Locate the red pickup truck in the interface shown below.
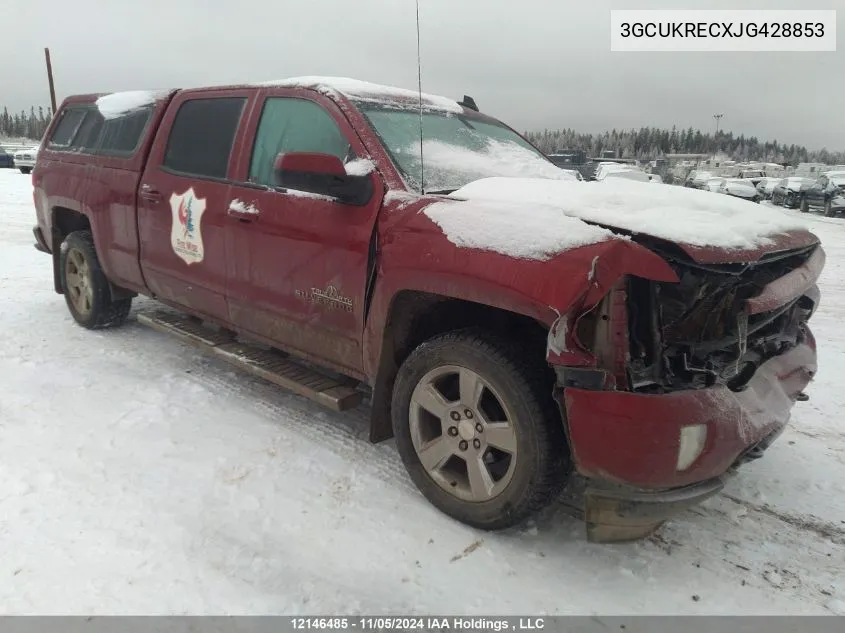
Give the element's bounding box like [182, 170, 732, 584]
[31, 77, 824, 542]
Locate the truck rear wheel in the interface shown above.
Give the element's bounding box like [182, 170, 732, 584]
[391, 329, 569, 530]
[60, 230, 132, 329]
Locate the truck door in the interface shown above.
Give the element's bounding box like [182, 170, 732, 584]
[225, 89, 384, 377]
[137, 89, 255, 323]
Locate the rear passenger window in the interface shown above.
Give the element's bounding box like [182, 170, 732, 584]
[163, 97, 246, 179]
[99, 107, 152, 156]
[72, 110, 105, 152]
[48, 108, 87, 148]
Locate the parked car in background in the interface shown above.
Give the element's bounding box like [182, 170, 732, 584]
[702, 177, 725, 193]
[685, 170, 713, 189]
[756, 177, 780, 200]
[13, 145, 39, 174]
[800, 172, 845, 217]
[594, 162, 650, 182]
[720, 178, 761, 202]
[0, 147, 16, 168]
[736, 169, 765, 185]
[771, 177, 816, 209]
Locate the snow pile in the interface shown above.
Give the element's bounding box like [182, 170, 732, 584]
[229, 199, 260, 216]
[423, 198, 619, 260]
[2, 169, 845, 614]
[445, 177, 809, 250]
[95, 90, 168, 120]
[344, 158, 375, 176]
[260, 76, 463, 113]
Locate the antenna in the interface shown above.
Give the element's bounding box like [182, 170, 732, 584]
[415, 0, 425, 194]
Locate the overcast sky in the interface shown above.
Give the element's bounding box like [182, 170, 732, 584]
[6, 0, 844, 150]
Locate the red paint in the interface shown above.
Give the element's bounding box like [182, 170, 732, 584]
[745, 246, 825, 315]
[32, 80, 825, 502]
[564, 341, 817, 488]
[275, 152, 346, 176]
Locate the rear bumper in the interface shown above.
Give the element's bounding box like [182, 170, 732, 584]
[563, 335, 817, 540]
[33, 226, 50, 254]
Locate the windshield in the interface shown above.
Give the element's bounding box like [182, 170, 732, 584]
[358, 105, 570, 193]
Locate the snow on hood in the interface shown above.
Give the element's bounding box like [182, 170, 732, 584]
[423, 198, 620, 261]
[441, 177, 807, 251]
[96, 90, 169, 120]
[259, 76, 463, 113]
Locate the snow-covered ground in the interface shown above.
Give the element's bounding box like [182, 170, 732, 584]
[1, 168, 843, 615]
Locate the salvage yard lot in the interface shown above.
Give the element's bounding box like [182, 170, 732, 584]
[0, 168, 843, 614]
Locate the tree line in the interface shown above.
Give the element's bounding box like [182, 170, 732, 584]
[0, 106, 54, 141]
[525, 126, 845, 166]
[3, 103, 843, 166]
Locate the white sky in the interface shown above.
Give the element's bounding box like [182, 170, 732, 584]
[5, 0, 844, 150]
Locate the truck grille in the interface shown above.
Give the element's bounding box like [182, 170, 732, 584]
[626, 244, 818, 392]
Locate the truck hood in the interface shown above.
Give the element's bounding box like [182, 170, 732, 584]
[440, 177, 818, 263]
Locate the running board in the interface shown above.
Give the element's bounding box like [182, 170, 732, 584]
[136, 311, 363, 412]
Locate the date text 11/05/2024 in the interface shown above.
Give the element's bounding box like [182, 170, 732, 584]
[291, 617, 546, 631]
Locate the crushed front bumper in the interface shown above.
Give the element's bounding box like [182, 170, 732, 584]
[562, 337, 817, 542]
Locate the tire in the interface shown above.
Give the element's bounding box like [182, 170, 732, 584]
[824, 200, 835, 217]
[59, 230, 132, 329]
[19, 167, 31, 175]
[391, 329, 569, 530]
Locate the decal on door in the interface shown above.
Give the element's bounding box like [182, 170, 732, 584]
[169, 188, 207, 265]
[295, 284, 353, 312]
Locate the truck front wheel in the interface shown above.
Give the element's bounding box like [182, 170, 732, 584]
[391, 330, 569, 530]
[59, 230, 132, 329]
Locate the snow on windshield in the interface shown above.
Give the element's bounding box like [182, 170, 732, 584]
[407, 139, 576, 192]
[361, 106, 573, 192]
[96, 90, 168, 120]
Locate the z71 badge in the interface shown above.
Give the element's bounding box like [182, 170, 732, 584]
[170, 188, 207, 265]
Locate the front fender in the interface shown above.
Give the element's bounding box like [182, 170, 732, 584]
[363, 226, 678, 380]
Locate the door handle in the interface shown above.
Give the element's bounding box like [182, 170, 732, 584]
[139, 183, 162, 203]
[227, 201, 260, 223]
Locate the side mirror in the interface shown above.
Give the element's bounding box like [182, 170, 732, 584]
[274, 152, 373, 206]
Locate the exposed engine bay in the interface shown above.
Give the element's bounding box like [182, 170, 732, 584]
[625, 242, 819, 393]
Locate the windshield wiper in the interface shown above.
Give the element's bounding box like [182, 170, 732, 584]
[426, 188, 458, 195]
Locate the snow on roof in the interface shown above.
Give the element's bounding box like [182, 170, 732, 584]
[440, 177, 807, 252]
[259, 76, 463, 112]
[95, 90, 168, 120]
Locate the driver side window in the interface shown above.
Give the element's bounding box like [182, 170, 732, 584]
[248, 97, 352, 187]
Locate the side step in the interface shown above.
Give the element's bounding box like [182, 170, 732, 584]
[137, 311, 363, 412]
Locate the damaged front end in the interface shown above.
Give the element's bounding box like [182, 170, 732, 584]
[550, 236, 824, 542]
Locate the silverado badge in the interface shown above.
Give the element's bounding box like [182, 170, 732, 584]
[169, 188, 207, 265]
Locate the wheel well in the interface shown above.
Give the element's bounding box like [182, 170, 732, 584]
[49, 207, 91, 293]
[368, 290, 551, 443]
